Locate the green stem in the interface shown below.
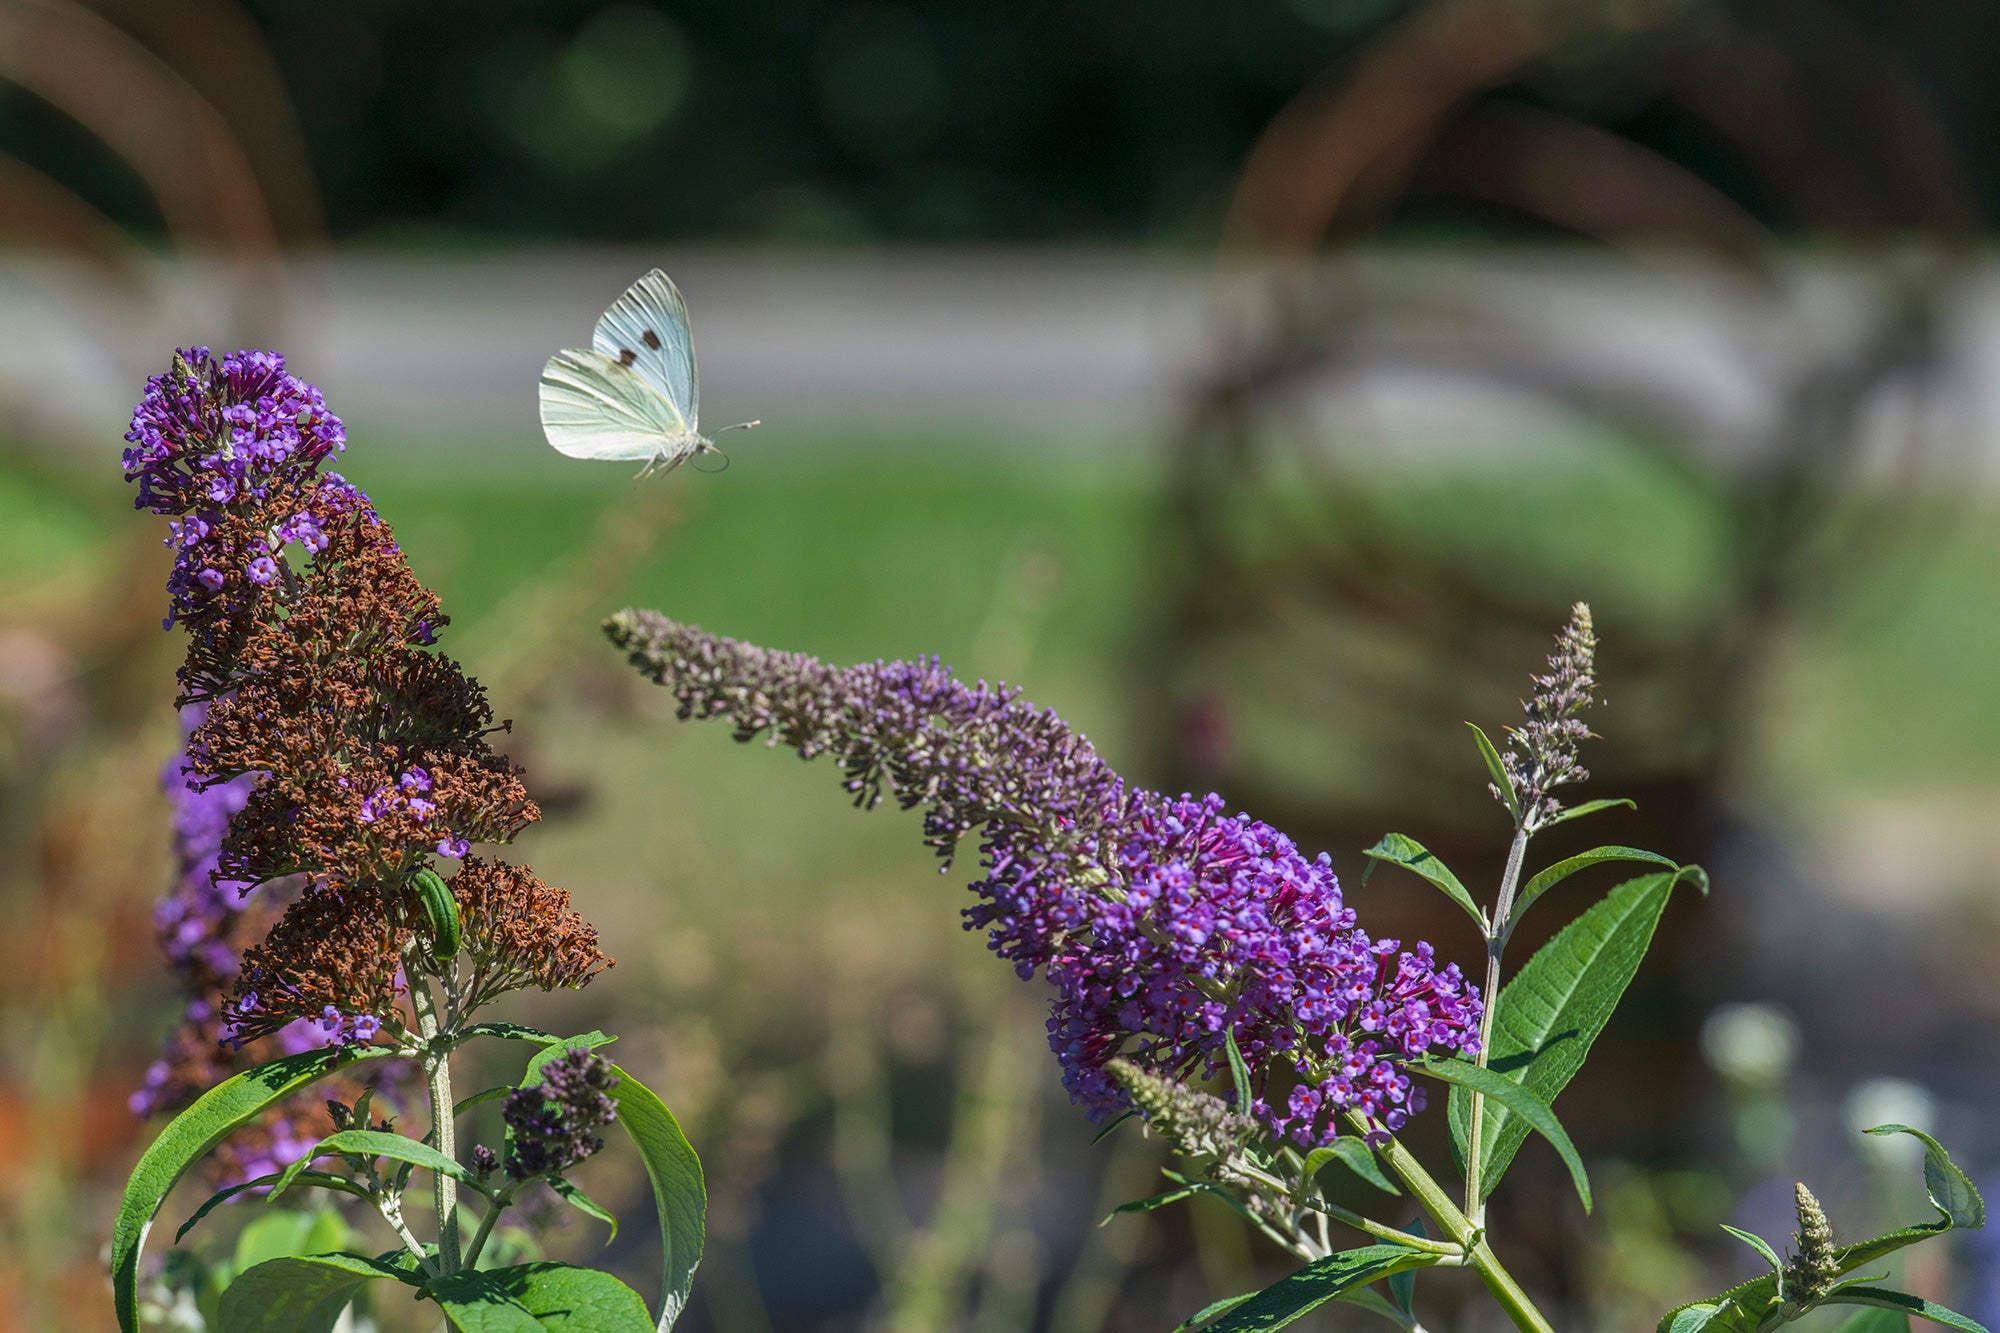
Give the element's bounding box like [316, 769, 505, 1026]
[377, 1193, 442, 1279]
[1366, 1123, 1557, 1333]
[1307, 1198, 1463, 1256]
[460, 1180, 519, 1272]
[1464, 824, 1530, 1225]
[410, 968, 461, 1274]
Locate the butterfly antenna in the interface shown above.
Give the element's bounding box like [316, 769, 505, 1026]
[717, 419, 761, 434]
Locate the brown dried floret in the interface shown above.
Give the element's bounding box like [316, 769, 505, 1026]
[227, 882, 414, 1047]
[451, 857, 613, 1014]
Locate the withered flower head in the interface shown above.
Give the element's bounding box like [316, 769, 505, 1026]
[125, 348, 609, 1056]
[224, 884, 409, 1048]
[450, 857, 612, 1015]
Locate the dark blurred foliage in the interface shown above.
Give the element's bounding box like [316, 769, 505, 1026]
[5, 0, 2000, 246]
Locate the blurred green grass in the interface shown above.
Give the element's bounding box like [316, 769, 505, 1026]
[7, 435, 1998, 800]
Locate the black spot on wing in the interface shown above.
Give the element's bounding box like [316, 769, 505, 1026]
[641, 329, 662, 350]
[618, 348, 637, 367]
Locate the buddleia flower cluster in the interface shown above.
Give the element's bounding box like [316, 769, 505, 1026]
[125, 348, 610, 1077]
[606, 611, 1482, 1148]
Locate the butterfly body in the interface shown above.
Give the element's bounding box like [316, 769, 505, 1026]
[538, 268, 758, 477]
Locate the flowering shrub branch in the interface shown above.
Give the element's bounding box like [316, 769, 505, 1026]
[112, 349, 702, 1333]
[607, 604, 1988, 1333]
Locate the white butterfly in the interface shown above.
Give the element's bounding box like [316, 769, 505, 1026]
[539, 268, 759, 478]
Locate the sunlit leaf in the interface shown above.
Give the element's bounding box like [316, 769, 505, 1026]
[1467, 722, 1519, 825]
[1103, 1179, 1215, 1224]
[1302, 1138, 1399, 1196]
[1418, 1057, 1590, 1212]
[551, 1178, 619, 1245]
[1540, 798, 1637, 829]
[606, 1063, 705, 1331]
[266, 1129, 479, 1205]
[1719, 1224, 1784, 1281]
[1865, 1125, 1985, 1228]
[1450, 870, 1700, 1201]
[426, 1262, 654, 1332]
[233, 1207, 354, 1274]
[1362, 833, 1487, 933]
[1823, 1288, 1990, 1332]
[1507, 847, 1686, 937]
[1224, 1028, 1253, 1111]
[217, 1253, 413, 1333]
[1198, 1245, 1436, 1331]
[1090, 1111, 1137, 1144]
[112, 1045, 395, 1332]
[1174, 1293, 1255, 1332]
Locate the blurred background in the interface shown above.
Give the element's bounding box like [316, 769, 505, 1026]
[2, 0, 1999, 1328]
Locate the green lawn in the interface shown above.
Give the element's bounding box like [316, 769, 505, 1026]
[8, 437, 1998, 798]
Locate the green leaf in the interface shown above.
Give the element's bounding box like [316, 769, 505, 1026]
[1450, 870, 1700, 1201]
[1417, 1057, 1591, 1212]
[606, 1063, 705, 1331]
[1540, 798, 1637, 829]
[1833, 1308, 1913, 1333]
[522, 1032, 619, 1086]
[1467, 722, 1519, 824]
[112, 1044, 395, 1332]
[457, 1085, 516, 1117]
[267, 1129, 480, 1204]
[1103, 1180, 1215, 1224]
[1337, 1285, 1414, 1328]
[1302, 1138, 1399, 1196]
[176, 1174, 279, 1244]
[1174, 1293, 1256, 1332]
[1224, 1029, 1253, 1111]
[1865, 1125, 1985, 1228]
[234, 1207, 353, 1273]
[1718, 1225, 1785, 1280]
[437, 1030, 699, 1331]
[217, 1253, 413, 1333]
[1198, 1245, 1437, 1331]
[455, 1022, 565, 1047]
[1824, 1288, 1991, 1332]
[550, 1177, 619, 1245]
[424, 1269, 546, 1332]
[1388, 1219, 1425, 1313]
[1654, 1206, 1975, 1333]
[427, 1262, 654, 1332]
[1090, 1111, 1137, 1144]
[1660, 1304, 1731, 1333]
[1362, 834, 1487, 933]
[1508, 847, 1685, 937]
[178, 1172, 365, 1245]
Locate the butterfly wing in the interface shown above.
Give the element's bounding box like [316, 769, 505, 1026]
[593, 268, 700, 431]
[539, 348, 689, 462]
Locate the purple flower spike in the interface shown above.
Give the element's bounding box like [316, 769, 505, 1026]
[607, 611, 1484, 1148]
[121, 347, 365, 629]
